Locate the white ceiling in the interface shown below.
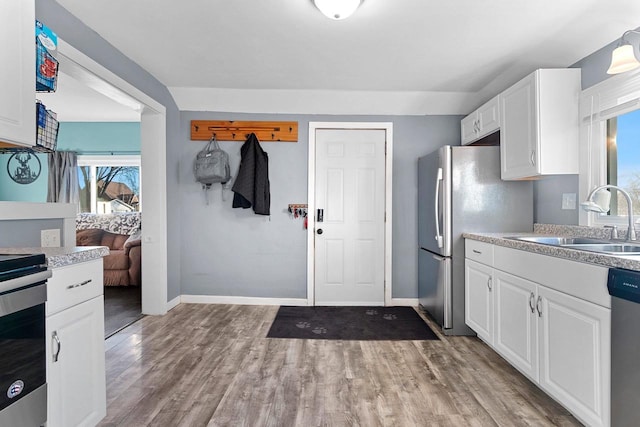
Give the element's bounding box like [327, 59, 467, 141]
[52, 0, 640, 116]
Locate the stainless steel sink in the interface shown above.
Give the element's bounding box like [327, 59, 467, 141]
[563, 244, 640, 255]
[506, 235, 640, 255]
[510, 236, 610, 245]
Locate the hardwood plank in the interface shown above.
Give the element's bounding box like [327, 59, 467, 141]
[98, 304, 582, 427]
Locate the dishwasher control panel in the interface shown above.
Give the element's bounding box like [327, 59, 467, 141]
[607, 268, 640, 303]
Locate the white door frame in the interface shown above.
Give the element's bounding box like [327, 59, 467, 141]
[58, 40, 168, 315]
[307, 122, 393, 306]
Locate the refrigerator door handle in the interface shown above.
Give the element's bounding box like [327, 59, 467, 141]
[434, 167, 444, 248]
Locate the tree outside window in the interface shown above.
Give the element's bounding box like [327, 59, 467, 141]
[606, 109, 640, 216]
[77, 156, 141, 213]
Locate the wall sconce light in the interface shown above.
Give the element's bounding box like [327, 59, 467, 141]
[313, 0, 363, 20]
[607, 30, 640, 74]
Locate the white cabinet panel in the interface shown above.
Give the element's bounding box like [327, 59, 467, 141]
[477, 96, 500, 138]
[461, 95, 500, 145]
[46, 295, 106, 427]
[0, 0, 35, 147]
[493, 270, 538, 382]
[500, 69, 580, 180]
[538, 286, 610, 427]
[500, 74, 538, 178]
[46, 259, 103, 316]
[461, 113, 478, 145]
[46, 259, 106, 427]
[464, 259, 493, 344]
[465, 239, 494, 266]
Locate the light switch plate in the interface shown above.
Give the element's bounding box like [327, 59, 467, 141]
[562, 193, 577, 210]
[41, 229, 61, 247]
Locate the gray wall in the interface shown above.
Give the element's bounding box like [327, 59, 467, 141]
[0, 219, 64, 247]
[35, 0, 182, 301]
[179, 112, 461, 299]
[533, 175, 580, 225]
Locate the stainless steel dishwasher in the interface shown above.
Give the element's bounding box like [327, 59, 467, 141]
[607, 267, 640, 427]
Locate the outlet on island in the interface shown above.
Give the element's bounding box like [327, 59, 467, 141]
[41, 229, 61, 247]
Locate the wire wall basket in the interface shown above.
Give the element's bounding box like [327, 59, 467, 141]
[35, 101, 58, 152]
[36, 37, 58, 92]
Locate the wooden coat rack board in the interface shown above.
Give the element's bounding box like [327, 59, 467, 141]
[190, 120, 298, 142]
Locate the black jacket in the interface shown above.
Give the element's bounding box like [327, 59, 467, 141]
[231, 133, 270, 215]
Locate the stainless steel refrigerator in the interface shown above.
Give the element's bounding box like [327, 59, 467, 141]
[418, 145, 533, 335]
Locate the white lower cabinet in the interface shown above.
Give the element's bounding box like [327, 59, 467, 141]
[46, 259, 106, 427]
[464, 240, 610, 427]
[538, 286, 610, 427]
[493, 270, 538, 382]
[464, 259, 494, 344]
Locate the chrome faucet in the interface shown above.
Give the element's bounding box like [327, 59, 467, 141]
[581, 185, 636, 241]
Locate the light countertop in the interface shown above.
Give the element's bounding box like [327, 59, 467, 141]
[464, 224, 640, 271]
[0, 246, 109, 268]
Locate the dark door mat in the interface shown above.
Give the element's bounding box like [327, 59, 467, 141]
[267, 306, 439, 340]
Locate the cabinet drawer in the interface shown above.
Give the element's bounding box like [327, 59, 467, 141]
[465, 240, 494, 266]
[47, 259, 103, 316]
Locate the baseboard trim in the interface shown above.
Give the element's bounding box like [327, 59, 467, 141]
[166, 296, 181, 311]
[389, 298, 419, 307]
[180, 295, 308, 306]
[167, 295, 417, 308]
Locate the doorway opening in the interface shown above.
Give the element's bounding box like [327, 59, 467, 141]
[55, 39, 168, 319]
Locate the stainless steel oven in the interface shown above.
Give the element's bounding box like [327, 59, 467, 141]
[0, 254, 51, 427]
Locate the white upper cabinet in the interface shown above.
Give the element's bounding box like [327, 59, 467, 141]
[500, 69, 581, 180]
[461, 95, 500, 145]
[0, 0, 35, 147]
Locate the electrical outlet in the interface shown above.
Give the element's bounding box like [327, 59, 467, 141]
[41, 229, 61, 247]
[562, 193, 577, 210]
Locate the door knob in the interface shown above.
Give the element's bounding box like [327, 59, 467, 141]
[317, 229, 323, 235]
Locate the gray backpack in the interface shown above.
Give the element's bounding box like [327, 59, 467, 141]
[194, 135, 231, 188]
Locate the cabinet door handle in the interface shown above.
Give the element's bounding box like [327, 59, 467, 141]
[487, 277, 492, 291]
[529, 292, 536, 313]
[66, 279, 92, 290]
[52, 331, 61, 363]
[472, 249, 482, 254]
[530, 150, 536, 166]
[536, 296, 543, 317]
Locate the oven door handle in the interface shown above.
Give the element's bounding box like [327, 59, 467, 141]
[52, 331, 61, 363]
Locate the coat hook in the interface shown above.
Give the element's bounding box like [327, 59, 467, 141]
[271, 133, 275, 140]
[194, 125, 199, 132]
[232, 133, 236, 139]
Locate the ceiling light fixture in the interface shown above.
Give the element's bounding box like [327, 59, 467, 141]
[313, 0, 363, 20]
[607, 30, 640, 74]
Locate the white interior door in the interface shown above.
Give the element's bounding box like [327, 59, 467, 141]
[314, 128, 386, 305]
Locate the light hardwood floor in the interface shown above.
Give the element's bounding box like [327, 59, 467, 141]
[99, 304, 581, 427]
